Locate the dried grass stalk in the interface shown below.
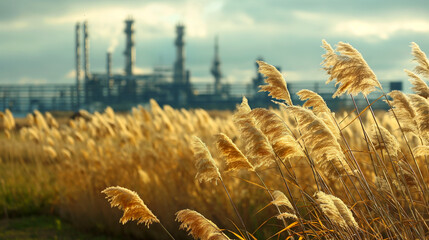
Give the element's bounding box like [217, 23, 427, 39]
[276, 212, 298, 220]
[101, 186, 159, 227]
[216, 133, 254, 172]
[297, 89, 331, 114]
[396, 160, 418, 188]
[240, 120, 275, 170]
[250, 108, 304, 160]
[322, 40, 381, 98]
[387, 91, 418, 135]
[288, 106, 353, 178]
[272, 190, 294, 211]
[257, 60, 292, 105]
[192, 136, 221, 183]
[411, 42, 429, 78]
[315, 191, 358, 230]
[43, 146, 57, 159]
[409, 94, 429, 143]
[369, 125, 401, 157]
[374, 176, 390, 193]
[176, 209, 230, 240]
[405, 69, 429, 99]
[233, 96, 252, 129]
[413, 145, 429, 157]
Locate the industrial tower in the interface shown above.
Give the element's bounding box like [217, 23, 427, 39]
[83, 21, 90, 80]
[211, 36, 222, 95]
[124, 18, 135, 76]
[75, 23, 81, 109]
[174, 24, 186, 84]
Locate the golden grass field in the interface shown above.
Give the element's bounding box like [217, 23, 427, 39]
[1, 40, 429, 239]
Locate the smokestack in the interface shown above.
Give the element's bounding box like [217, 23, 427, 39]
[83, 21, 90, 79]
[173, 24, 185, 84]
[107, 52, 112, 97]
[124, 17, 135, 76]
[107, 52, 112, 77]
[211, 36, 222, 94]
[75, 23, 81, 108]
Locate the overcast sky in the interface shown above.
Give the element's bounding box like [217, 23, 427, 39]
[1, 0, 429, 88]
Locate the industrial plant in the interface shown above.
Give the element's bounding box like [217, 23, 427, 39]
[75, 17, 252, 111]
[0, 18, 403, 113]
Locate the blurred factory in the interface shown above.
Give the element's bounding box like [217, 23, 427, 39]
[75, 18, 254, 111]
[0, 18, 404, 113]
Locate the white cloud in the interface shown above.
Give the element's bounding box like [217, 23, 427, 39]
[134, 66, 153, 74]
[292, 10, 429, 40]
[42, 2, 213, 39]
[18, 77, 47, 85]
[0, 20, 28, 31]
[334, 19, 429, 40]
[65, 69, 84, 79]
[226, 69, 254, 83]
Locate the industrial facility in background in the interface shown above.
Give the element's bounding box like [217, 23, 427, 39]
[75, 17, 244, 111]
[0, 18, 404, 114]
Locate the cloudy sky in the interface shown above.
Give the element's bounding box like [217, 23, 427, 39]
[1, 0, 429, 88]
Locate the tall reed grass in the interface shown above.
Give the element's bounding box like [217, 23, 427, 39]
[1, 40, 429, 239]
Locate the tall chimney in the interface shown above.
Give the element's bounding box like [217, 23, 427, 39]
[83, 21, 90, 80]
[211, 36, 222, 95]
[124, 18, 135, 76]
[107, 52, 112, 77]
[173, 24, 185, 84]
[75, 23, 81, 108]
[107, 52, 112, 97]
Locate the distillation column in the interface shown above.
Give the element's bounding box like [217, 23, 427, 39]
[124, 18, 135, 76]
[75, 23, 81, 109]
[173, 24, 186, 84]
[211, 36, 222, 95]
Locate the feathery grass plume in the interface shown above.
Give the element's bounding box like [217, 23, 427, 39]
[232, 99, 276, 169]
[5, 109, 15, 130]
[250, 108, 304, 160]
[408, 94, 429, 143]
[369, 125, 400, 157]
[294, 90, 341, 139]
[272, 190, 294, 211]
[43, 146, 57, 159]
[396, 160, 418, 189]
[216, 133, 254, 172]
[60, 148, 72, 160]
[26, 113, 35, 126]
[374, 176, 390, 193]
[405, 69, 429, 99]
[287, 106, 353, 178]
[318, 112, 341, 140]
[315, 191, 358, 230]
[322, 40, 381, 98]
[411, 42, 429, 78]
[314, 191, 347, 229]
[34, 110, 49, 130]
[240, 121, 276, 170]
[329, 194, 359, 230]
[233, 96, 252, 129]
[45, 112, 59, 129]
[101, 186, 159, 227]
[276, 213, 298, 220]
[413, 145, 429, 157]
[78, 109, 93, 121]
[321, 39, 337, 72]
[387, 91, 418, 135]
[0, 110, 15, 131]
[176, 209, 230, 240]
[297, 89, 331, 114]
[192, 136, 221, 183]
[257, 60, 292, 105]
